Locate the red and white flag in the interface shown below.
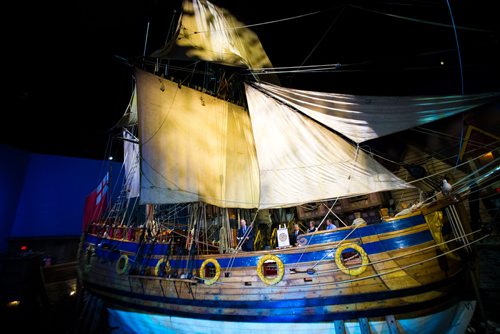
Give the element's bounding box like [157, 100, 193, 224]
[82, 173, 109, 231]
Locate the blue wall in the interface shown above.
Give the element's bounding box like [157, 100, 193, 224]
[0, 145, 123, 252]
[0, 145, 30, 252]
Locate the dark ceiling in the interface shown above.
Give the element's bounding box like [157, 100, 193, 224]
[4, 0, 500, 160]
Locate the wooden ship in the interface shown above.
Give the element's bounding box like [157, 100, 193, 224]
[77, 1, 500, 333]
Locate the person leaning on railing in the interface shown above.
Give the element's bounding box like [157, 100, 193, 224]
[326, 218, 337, 230]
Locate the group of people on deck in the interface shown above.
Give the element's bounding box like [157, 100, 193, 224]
[237, 214, 367, 250]
[289, 218, 338, 246]
[237, 217, 342, 250]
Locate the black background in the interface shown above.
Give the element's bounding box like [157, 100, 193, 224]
[4, 0, 500, 160]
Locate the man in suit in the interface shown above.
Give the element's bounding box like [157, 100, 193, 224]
[237, 219, 254, 251]
[308, 220, 317, 233]
[290, 223, 303, 246]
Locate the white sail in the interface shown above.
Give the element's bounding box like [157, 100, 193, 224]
[255, 81, 500, 143]
[123, 129, 140, 199]
[135, 68, 413, 209]
[136, 69, 260, 208]
[151, 0, 274, 72]
[115, 86, 138, 128]
[245, 84, 414, 209]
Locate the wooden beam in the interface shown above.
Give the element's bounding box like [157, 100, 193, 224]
[358, 317, 371, 334]
[385, 315, 400, 334]
[334, 320, 345, 334]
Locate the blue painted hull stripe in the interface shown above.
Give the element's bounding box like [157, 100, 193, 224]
[91, 227, 438, 269]
[305, 215, 426, 245]
[86, 271, 461, 310]
[85, 214, 429, 257]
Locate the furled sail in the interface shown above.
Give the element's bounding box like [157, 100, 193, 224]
[135, 68, 413, 209]
[114, 86, 138, 128]
[123, 129, 140, 199]
[245, 84, 414, 209]
[255, 81, 500, 143]
[151, 0, 274, 71]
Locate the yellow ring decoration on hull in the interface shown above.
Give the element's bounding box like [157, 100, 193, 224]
[155, 258, 170, 277]
[200, 258, 221, 285]
[257, 254, 285, 285]
[115, 254, 129, 275]
[335, 243, 369, 276]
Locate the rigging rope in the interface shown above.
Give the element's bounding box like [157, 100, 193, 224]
[291, 199, 339, 268]
[307, 233, 489, 288]
[446, 205, 472, 253]
[443, 0, 466, 170]
[309, 223, 363, 270]
[191, 9, 327, 35]
[224, 211, 259, 276]
[291, 142, 362, 267]
[289, 6, 346, 85]
[349, 4, 490, 33]
[205, 228, 489, 288]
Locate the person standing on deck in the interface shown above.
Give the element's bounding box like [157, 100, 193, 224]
[308, 220, 317, 233]
[352, 212, 367, 227]
[290, 223, 303, 246]
[237, 219, 254, 251]
[326, 218, 337, 230]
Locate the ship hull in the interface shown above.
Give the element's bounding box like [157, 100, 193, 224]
[78, 208, 473, 332]
[107, 300, 475, 334]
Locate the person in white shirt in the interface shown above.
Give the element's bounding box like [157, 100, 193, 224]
[352, 212, 367, 227]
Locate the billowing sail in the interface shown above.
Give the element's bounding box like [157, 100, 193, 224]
[136, 68, 413, 209]
[245, 84, 414, 209]
[255, 81, 500, 143]
[136, 69, 260, 208]
[151, 0, 274, 71]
